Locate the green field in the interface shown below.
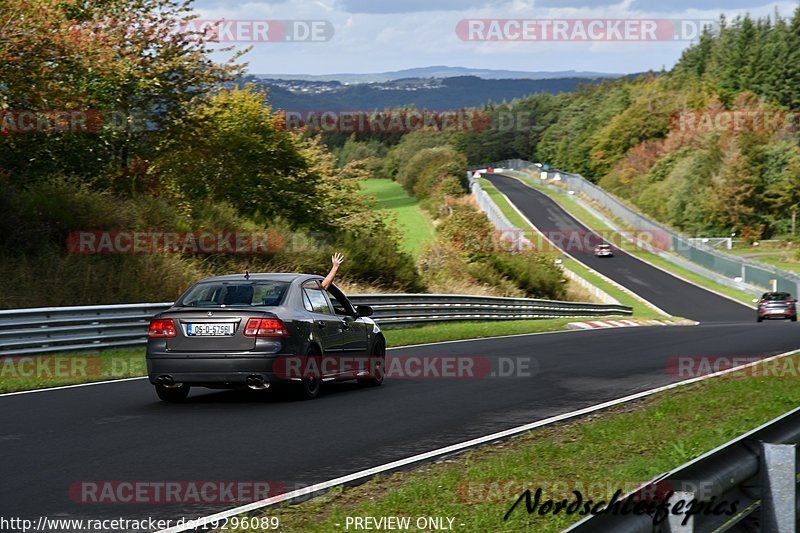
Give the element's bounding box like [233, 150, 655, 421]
[728, 245, 800, 274]
[360, 179, 436, 256]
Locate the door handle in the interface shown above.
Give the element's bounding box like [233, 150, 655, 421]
[317, 320, 327, 328]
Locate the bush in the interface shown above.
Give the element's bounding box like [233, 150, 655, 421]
[436, 205, 496, 259]
[394, 145, 467, 199]
[484, 252, 567, 300]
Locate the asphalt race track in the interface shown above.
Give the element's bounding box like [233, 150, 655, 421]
[1, 176, 796, 531]
[485, 173, 754, 323]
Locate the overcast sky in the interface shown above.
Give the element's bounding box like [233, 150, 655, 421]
[191, 0, 797, 75]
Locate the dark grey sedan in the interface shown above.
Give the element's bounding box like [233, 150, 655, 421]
[146, 273, 385, 402]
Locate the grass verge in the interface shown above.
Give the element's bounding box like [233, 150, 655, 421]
[1, 318, 635, 393]
[506, 172, 757, 307]
[728, 246, 800, 274]
[229, 351, 800, 532]
[478, 178, 664, 319]
[360, 179, 436, 257]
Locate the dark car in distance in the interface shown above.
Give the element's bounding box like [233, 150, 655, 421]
[756, 292, 797, 322]
[146, 273, 385, 402]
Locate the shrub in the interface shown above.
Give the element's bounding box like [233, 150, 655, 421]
[484, 252, 567, 300]
[436, 205, 496, 259]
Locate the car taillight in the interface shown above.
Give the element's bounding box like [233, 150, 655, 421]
[244, 318, 289, 337]
[148, 318, 177, 338]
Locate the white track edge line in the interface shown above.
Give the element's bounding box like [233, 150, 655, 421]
[156, 347, 800, 533]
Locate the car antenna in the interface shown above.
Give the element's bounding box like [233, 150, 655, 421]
[244, 270, 250, 280]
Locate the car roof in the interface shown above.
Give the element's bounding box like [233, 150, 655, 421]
[196, 273, 321, 283]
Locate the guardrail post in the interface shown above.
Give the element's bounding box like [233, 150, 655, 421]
[665, 491, 696, 532]
[760, 442, 796, 532]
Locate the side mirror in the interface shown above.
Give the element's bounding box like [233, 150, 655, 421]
[356, 305, 373, 317]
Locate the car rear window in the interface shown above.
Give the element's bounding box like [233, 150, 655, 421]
[178, 281, 289, 307]
[762, 292, 792, 301]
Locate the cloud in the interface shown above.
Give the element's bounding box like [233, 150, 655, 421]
[336, 0, 498, 14]
[533, 0, 779, 10]
[631, 0, 776, 11]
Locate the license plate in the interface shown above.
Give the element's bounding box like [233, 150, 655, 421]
[186, 323, 234, 336]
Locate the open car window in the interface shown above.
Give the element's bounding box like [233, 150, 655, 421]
[302, 281, 333, 315]
[324, 285, 355, 316]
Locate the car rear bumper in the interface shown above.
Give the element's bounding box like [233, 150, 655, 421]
[147, 355, 293, 387]
[758, 309, 796, 319]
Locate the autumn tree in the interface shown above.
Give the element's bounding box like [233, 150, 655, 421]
[0, 0, 246, 179]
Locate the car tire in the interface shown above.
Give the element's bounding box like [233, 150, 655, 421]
[792, 316, 797, 322]
[294, 347, 322, 400]
[155, 383, 190, 402]
[757, 316, 763, 322]
[358, 338, 385, 387]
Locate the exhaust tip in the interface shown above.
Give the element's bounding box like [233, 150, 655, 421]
[246, 375, 269, 390]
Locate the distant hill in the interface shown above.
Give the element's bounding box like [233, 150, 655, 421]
[256, 66, 621, 84]
[244, 75, 606, 111]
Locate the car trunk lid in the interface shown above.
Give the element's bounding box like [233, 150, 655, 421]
[160, 309, 269, 352]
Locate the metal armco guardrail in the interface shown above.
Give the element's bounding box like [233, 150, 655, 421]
[473, 159, 800, 297]
[566, 404, 800, 531]
[0, 295, 632, 356]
